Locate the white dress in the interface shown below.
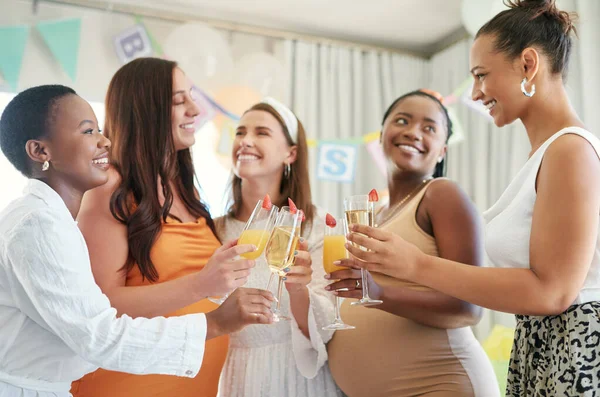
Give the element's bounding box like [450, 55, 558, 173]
[215, 210, 342, 397]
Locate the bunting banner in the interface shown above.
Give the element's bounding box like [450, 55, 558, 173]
[0, 25, 29, 91]
[133, 15, 164, 57]
[113, 24, 152, 64]
[447, 107, 466, 145]
[316, 143, 358, 183]
[0, 14, 494, 185]
[191, 86, 217, 131]
[365, 139, 387, 177]
[215, 119, 236, 156]
[461, 80, 493, 121]
[36, 18, 81, 81]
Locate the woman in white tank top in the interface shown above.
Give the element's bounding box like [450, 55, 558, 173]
[335, 1, 600, 395]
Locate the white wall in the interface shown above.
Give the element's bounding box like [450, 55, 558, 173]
[0, 0, 288, 101]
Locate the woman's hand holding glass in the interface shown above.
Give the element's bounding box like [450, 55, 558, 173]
[282, 238, 312, 294]
[337, 224, 425, 282]
[209, 197, 279, 304]
[206, 288, 276, 338]
[326, 266, 382, 302]
[343, 194, 382, 306]
[201, 240, 259, 300]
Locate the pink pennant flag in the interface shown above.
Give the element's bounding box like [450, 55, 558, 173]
[366, 140, 387, 178]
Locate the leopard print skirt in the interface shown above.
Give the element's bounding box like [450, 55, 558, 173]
[507, 302, 600, 396]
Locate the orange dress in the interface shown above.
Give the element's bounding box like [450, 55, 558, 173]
[71, 216, 227, 397]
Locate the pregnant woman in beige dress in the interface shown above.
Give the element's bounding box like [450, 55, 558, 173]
[326, 90, 499, 396]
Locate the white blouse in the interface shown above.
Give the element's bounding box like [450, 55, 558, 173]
[215, 210, 342, 397]
[485, 127, 600, 305]
[0, 179, 207, 397]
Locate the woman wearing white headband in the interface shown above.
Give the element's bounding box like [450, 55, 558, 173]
[215, 98, 341, 396]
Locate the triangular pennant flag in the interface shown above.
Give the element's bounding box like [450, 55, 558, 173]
[36, 18, 81, 81]
[0, 25, 29, 91]
[447, 106, 466, 145]
[217, 120, 236, 155]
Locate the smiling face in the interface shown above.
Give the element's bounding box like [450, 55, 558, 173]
[171, 67, 201, 151]
[470, 34, 532, 128]
[381, 95, 448, 178]
[231, 109, 296, 182]
[36, 94, 111, 192]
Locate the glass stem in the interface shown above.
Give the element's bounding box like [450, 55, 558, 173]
[266, 272, 276, 293]
[333, 295, 342, 323]
[276, 276, 284, 313]
[360, 268, 370, 299]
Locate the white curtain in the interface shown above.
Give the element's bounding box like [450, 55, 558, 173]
[575, 0, 600, 136]
[283, 40, 430, 218]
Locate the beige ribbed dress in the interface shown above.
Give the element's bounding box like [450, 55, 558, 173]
[327, 181, 499, 397]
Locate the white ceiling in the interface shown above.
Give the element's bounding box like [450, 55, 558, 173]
[90, 0, 467, 56]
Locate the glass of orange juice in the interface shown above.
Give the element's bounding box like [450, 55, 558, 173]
[323, 216, 355, 330]
[238, 200, 279, 260]
[208, 197, 278, 304]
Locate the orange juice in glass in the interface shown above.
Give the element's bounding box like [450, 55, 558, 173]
[238, 229, 271, 260]
[322, 215, 355, 330]
[323, 235, 347, 274]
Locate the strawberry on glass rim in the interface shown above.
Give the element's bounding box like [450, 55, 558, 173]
[368, 189, 379, 202]
[261, 194, 273, 210]
[298, 210, 306, 222]
[288, 198, 298, 214]
[325, 213, 337, 228]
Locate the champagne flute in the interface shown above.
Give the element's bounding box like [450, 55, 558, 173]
[265, 206, 302, 321]
[208, 199, 279, 304]
[344, 194, 383, 306]
[322, 216, 355, 330]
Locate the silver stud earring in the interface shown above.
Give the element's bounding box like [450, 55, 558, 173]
[42, 160, 50, 171]
[437, 157, 443, 164]
[521, 78, 536, 98]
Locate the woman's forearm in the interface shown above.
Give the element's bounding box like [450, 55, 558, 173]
[104, 273, 207, 318]
[416, 255, 573, 315]
[373, 284, 481, 329]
